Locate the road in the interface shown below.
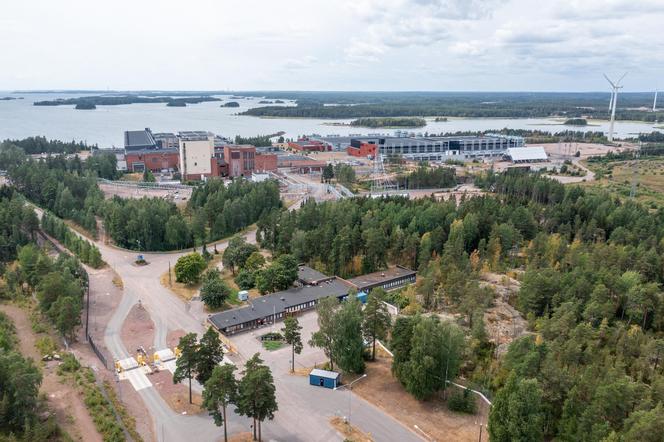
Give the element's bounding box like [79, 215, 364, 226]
[33, 200, 421, 441]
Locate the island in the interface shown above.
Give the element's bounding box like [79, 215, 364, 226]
[434, 117, 448, 122]
[564, 118, 588, 126]
[350, 117, 427, 128]
[34, 95, 221, 107]
[166, 100, 187, 107]
[222, 101, 240, 108]
[259, 100, 274, 104]
[75, 103, 96, 110]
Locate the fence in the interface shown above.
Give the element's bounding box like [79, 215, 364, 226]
[97, 178, 193, 190]
[36, 229, 109, 369]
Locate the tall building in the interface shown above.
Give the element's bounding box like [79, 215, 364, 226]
[178, 131, 215, 180]
[223, 144, 256, 177]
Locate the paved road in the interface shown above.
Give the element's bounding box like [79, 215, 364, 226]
[33, 200, 422, 441]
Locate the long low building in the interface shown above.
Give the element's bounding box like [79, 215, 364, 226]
[506, 146, 548, 163]
[346, 265, 417, 292]
[209, 277, 352, 335]
[209, 265, 416, 335]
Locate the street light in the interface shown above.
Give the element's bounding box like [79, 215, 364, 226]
[333, 374, 367, 427]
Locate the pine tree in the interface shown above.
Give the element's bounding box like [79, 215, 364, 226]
[281, 316, 303, 372]
[202, 364, 238, 442]
[362, 288, 391, 360]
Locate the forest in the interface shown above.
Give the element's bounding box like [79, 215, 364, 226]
[1, 138, 282, 252]
[350, 117, 426, 128]
[238, 91, 664, 122]
[257, 169, 664, 441]
[33, 95, 221, 107]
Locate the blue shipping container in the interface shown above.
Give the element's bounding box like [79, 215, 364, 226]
[309, 368, 340, 389]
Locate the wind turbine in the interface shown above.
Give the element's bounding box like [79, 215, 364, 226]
[604, 72, 627, 142]
[654, 90, 659, 112]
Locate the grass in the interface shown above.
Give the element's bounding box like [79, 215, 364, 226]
[160, 268, 202, 301]
[584, 158, 664, 208]
[262, 340, 284, 351]
[112, 275, 124, 289]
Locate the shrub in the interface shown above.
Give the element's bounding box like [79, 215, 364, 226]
[58, 353, 81, 374]
[235, 269, 255, 289]
[447, 388, 477, 414]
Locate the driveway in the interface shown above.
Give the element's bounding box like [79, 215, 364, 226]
[228, 311, 422, 442]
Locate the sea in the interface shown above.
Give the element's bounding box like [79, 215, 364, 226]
[0, 92, 660, 148]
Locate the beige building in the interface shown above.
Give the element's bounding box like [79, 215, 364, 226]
[178, 131, 214, 180]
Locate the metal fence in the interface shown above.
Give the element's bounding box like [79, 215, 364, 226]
[88, 335, 109, 369]
[97, 178, 193, 190]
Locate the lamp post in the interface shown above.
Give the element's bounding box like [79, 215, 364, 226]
[333, 374, 367, 427]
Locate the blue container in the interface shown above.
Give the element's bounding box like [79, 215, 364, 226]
[309, 369, 340, 389]
[356, 291, 368, 304]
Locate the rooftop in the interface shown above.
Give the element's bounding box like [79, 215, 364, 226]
[124, 129, 157, 149]
[310, 368, 340, 379]
[346, 265, 416, 291]
[507, 146, 548, 162]
[178, 131, 212, 141]
[208, 277, 351, 330]
[297, 265, 332, 285]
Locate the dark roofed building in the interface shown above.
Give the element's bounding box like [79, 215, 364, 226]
[297, 265, 333, 285]
[346, 265, 416, 292]
[124, 128, 158, 151]
[209, 277, 352, 335]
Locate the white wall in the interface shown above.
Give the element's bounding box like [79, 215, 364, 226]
[179, 137, 213, 176]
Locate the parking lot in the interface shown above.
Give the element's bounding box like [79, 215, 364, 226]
[229, 310, 328, 371]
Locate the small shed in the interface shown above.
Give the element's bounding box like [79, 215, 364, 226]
[309, 368, 340, 389]
[238, 290, 249, 301]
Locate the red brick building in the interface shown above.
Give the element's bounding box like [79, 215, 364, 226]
[346, 142, 377, 158]
[255, 152, 278, 172]
[125, 149, 180, 172]
[288, 138, 330, 152]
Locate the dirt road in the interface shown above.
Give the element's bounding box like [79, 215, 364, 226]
[0, 304, 102, 442]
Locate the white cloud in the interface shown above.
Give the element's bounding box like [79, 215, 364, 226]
[0, 0, 663, 90]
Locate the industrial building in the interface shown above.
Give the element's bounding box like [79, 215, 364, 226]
[505, 146, 548, 163]
[124, 128, 158, 151]
[208, 265, 416, 335]
[342, 134, 525, 161]
[178, 131, 216, 180]
[288, 138, 331, 152]
[121, 128, 278, 179]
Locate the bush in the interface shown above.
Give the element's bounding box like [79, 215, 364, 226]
[235, 269, 255, 289]
[174, 253, 206, 284]
[447, 388, 477, 414]
[200, 269, 232, 309]
[57, 353, 81, 374]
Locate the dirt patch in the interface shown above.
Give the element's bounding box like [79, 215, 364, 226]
[0, 303, 103, 442]
[330, 416, 374, 442]
[228, 432, 254, 442]
[112, 275, 124, 289]
[352, 357, 482, 442]
[160, 268, 201, 301]
[149, 369, 204, 415]
[167, 329, 187, 349]
[121, 303, 155, 356]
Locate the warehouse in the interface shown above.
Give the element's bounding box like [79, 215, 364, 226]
[506, 146, 548, 163]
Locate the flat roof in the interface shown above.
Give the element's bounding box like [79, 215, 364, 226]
[310, 368, 340, 379]
[297, 265, 331, 284]
[178, 131, 212, 141]
[124, 129, 157, 148]
[507, 146, 548, 161]
[347, 266, 416, 290]
[209, 277, 351, 330]
[124, 148, 178, 155]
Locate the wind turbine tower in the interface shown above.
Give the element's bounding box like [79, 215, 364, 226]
[604, 73, 627, 143]
[654, 90, 659, 112]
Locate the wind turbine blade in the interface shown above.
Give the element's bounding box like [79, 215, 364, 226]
[603, 73, 616, 88]
[617, 72, 628, 85]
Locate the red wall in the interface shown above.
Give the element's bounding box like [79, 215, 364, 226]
[125, 151, 179, 172]
[346, 143, 377, 158]
[255, 153, 278, 172]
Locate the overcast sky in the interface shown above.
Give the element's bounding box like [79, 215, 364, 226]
[1, 0, 663, 92]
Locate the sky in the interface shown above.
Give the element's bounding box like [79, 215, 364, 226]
[1, 0, 663, 92]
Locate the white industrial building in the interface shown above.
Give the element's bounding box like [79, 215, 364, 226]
[506, 146, 548, 163]
[178, 131, 215, 180]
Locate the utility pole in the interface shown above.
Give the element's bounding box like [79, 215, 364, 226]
[168, 261, 172, 286]
[334, 374, 367, 427]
